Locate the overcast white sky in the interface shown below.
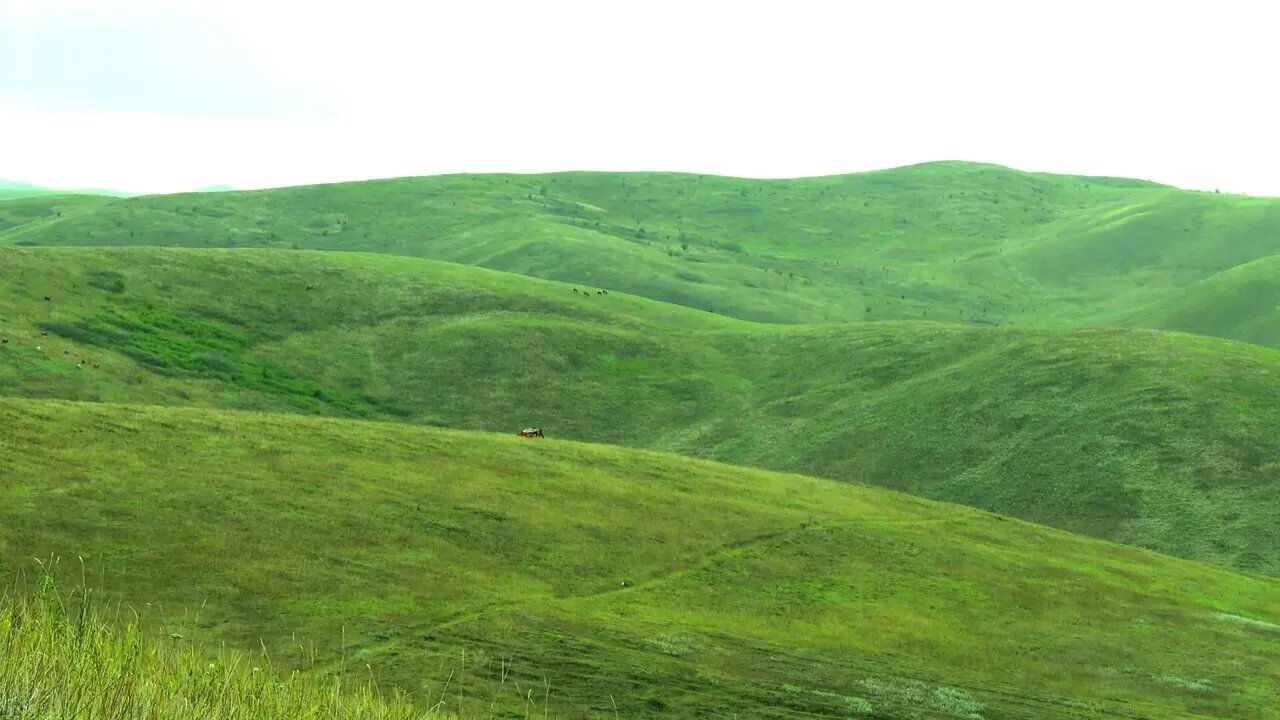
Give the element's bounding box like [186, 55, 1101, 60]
[2, 0, 1277, 195]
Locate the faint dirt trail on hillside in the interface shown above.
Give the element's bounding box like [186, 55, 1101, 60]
[418, 515, 971, 637]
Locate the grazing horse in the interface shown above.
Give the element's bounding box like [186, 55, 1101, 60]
[517, 427, 545, 438]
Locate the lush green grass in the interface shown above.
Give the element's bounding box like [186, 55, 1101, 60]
[1135, 254, 1280, 349]
[3, 246, 1279, 576]
[2, 397, 1277, 719]
[0, 586, 443, 720]
[2, 162, 1277, 347]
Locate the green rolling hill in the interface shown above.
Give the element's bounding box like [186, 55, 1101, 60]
[3, 398, 1278, 720]
[1, 162, 1276, 347]
[1137, 254, 1280, 349]
[3, 246, 1278, 576]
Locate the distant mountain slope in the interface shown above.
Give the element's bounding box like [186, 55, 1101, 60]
[0, 178, 135, 200]
[0, 178, 47, 192]
[3, 398, 1277, 720]
[0, 179, 56, 201]
[2, 161, 1275, 346]
[3, 246, 1278, 575]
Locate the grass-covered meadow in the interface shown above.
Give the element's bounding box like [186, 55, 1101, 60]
[2, 399, 1278, 719]
[3, 161, 1279, 718]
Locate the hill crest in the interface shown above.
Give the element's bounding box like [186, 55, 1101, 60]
[2, 159, 1273, 346]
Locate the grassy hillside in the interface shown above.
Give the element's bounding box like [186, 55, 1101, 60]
[3, 246, 1278, 576]
[2, 161, 1277, 346]
[0, 195, 117, 238]
[3, 397, 1278, 720]
[1, 590, 437, 720]
[1135, 254, 1280, 349]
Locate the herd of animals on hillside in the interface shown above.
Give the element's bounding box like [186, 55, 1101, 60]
[2, 329, 102, 370]
[2, 295, 102, 370]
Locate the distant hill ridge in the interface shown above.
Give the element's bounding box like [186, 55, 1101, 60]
[0, 178, 137, 200]
[2, 161, 1276, 348]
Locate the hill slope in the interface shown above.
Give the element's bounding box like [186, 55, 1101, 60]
[3, 397, 1278, 720]
[1, 162, 1277, 345]
[1135, 254, 1280, 349]
[3, 246, 1278, 575]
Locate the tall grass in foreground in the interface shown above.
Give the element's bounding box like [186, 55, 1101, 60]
[0, 580, 444, 720]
